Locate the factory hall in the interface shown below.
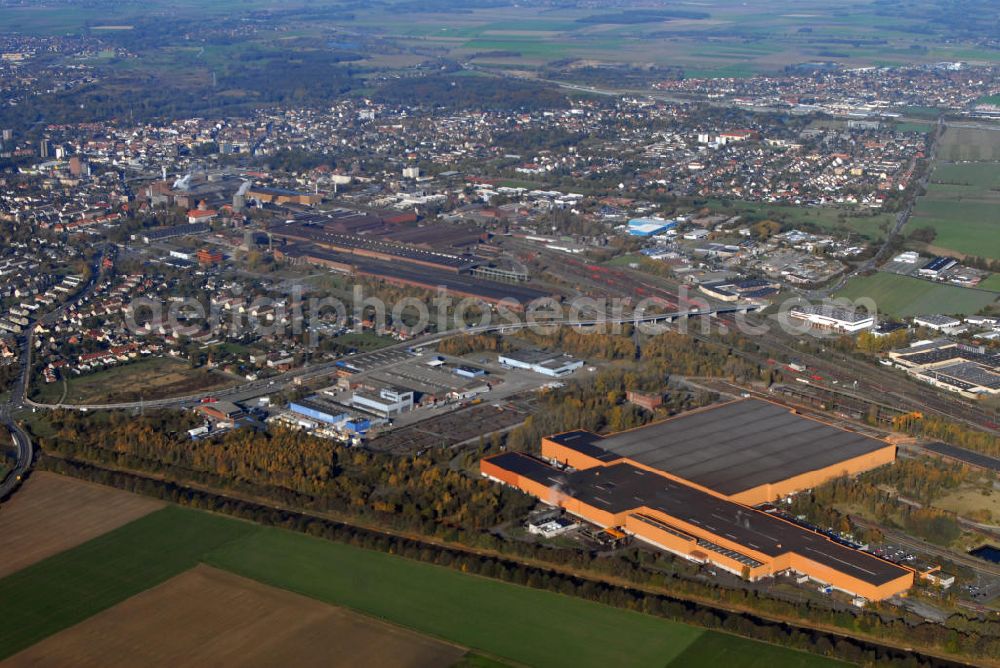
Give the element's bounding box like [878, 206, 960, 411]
[481, 399, 913, 601]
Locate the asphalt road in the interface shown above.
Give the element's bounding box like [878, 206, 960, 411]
[0, 345, 33, 500]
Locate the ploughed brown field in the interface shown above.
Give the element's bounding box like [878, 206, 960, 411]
[0, 472, 164, 578]
[3, 564, 467, 668]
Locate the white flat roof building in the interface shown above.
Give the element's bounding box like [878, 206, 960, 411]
[789, 305, 875, 333]
[498, 350, 584, 377]
[351, 386, 414, 417]
[914, 314, 963, 332]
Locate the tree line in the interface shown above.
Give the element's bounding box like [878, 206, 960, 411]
[893, 413, 1000, 457]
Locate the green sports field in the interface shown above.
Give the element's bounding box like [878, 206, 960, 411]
[0, 505, 846, 667]
[835, 272, 999, 318]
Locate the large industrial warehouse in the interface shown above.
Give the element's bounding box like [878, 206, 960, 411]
[481, 399, 913, 601]
[549, 399, 899, 506]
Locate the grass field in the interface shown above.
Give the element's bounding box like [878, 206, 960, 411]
[979, 274, 1000, 292]
[893, 121, 935, 134]
[930, 162, 1000, 188]
[908, 159, 1000, 259]
[207, 526, 844, 668]
[0, 506, 257, 658]
[359, 1, 1000, 74]
[5, 565, 465, 668]
[10, 0, 996, 76]
[0, 473, 164, 579]
[0, 502, 845, 667]
[937, 127, 1000, 162]
[207, 528, 703, 668]
[31, 356, 237, 405]
[934, 487, 1000, 524]
[331, 331, 396, 352]
[835, 272, 999, 318]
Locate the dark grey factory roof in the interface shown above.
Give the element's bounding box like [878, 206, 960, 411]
[565, 462, 908, 586]
[486, 452, 570, 486]
[925, 442, 1000, 472]
[490, 452, 908, 587]
[570, 399, 890, 496]
[547, 430, 621, 462]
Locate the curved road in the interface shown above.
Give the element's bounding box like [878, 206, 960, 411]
[0, 248, 107, 500]
[0, 338, 33, 500]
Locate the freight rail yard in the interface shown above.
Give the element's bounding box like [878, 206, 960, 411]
[269, 211, 553, 306]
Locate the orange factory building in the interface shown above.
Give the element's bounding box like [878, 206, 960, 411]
[482, 399, 914, 601]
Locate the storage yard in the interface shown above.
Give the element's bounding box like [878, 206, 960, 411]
[370, 400, 533, 454]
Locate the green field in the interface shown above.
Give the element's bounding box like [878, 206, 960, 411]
[356, 1, 1000, 74]
[331, 330, 397, 352]
[212, 528, 846, 668]
[893, 121, 935, 134]
[930, 162, 1000, 188]
[937, 126, 1000, 162]
[908, 160, 1000, 259]
[835, 272, 999, 318]
[0, 507, 256, 658]
[704, 200, 894, 239]
[979, 274, 1000, 292]
[0, 504, 845, 667]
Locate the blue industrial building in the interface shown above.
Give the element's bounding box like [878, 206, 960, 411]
[343, 418, 371, 434]
[288, 397, 349, 426]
